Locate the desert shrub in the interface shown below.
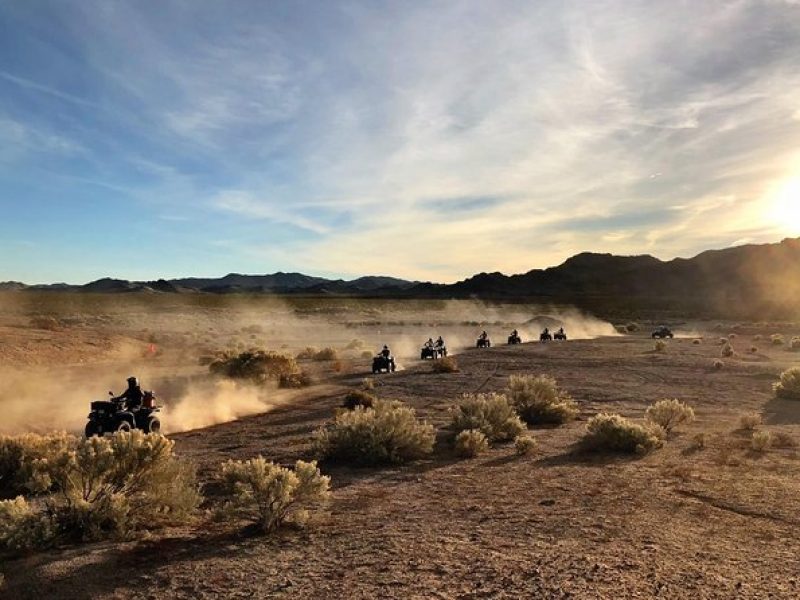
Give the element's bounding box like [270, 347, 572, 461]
[771, 334, 785, 346]
[753, 334, 763, 341]
[0, 432, 77, 495]
[790, 337, 800, 351]
[361, 377, 375, 390]
[342, 389, 376, 410]
[514, 435, 538, 456]
[29, 315, 60, 331]
[774, 367, 800, 400]
[295, 346, 319, 360]
[450, 393, 525, 443]
[313, 400, 435, 465]
[645, 399, 695, 433]
[728, 333, 737, 340]
[739, 413, 762, 431]
[453, 430, 489, 458]
[313, 347, 338, 361]
[750, 346, 758, 353]
[625, 322, 640, 332]
[506, 375, 578, 425]
[346, 339, 365, 350]
[689, 432, 706, 450]
[721, 343, 734, 357]
[432, 356, 459, 373]
[210, 350, 301, 384]
[718, 337, 728, 345]
[360, 350, 373, 359]
[220, 458, 330, 532]
[0, 496, 55, 552]
[31, 431, 200, 542]
[771, 431, 797, 448]
[692, 339, 702, 345]
[582, 413, 665, 455]
[654, 340, 667, 353]
[751, 431, 772, 452]
[713, 360, 724, 370]
[278, 371, 312, 389]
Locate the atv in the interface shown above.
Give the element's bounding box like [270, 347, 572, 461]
[85, 391, 161, 437]
[372, 355, 396, 373]
[651, 326, 674, 339]
[507, 333, 522, 345]
[540, 332, 553, 342]
[554, 331, 567, 341]
[476, 337, 491, 348]
[421, 345, 447, 359]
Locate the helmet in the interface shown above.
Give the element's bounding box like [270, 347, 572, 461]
[383, 345, 388, 349]
[127, 376, 139, 387]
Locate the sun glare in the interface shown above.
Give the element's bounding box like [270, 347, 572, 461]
[767, 178, 800, 235]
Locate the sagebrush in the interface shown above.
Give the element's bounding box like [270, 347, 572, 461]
[645, 399, 695, 433]
[0, 432, 76, 495]
[220, 457, 330, 532]
[739, 413, 762, 430]
[751, 431, 771, 452]
[582, 413, 665, 455]
[514, 435, 538, 456]
[453, 430, 489, 458]
[506, 375, 578, 425]
[432, 356, 459, 373]
[450, 393, 525, 442]
[210, 349, 302, 384]
[342, 389, 376, 410]
[774, 367, 800, 400]
[313, 400, 435, 465]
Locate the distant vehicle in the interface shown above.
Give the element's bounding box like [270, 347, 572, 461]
[372, 354, 396, 373]
[651, 326, 674, 339]
[554, 330, 567, 341]
[507, 332, 522, 345]
[540, 331, 553, 342]
[85, 390, 161, 437]
[421, 344, 447, 359]
[476, 336, 491, 348]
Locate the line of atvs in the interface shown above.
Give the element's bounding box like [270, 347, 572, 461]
[476, 328, 568, 347]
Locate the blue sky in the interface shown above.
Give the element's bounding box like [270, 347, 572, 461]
[1, 0, 799, 284]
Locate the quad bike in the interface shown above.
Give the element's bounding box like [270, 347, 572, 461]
[476, 337, 491, 348]
[507, 333, 522, 345]
[651, 326, 674, 339]
[372, 355, 396, 373]
[85, 390, 161, 437]
[540, 332, 553, 342]
[554, 331, 567, 341]
[421, 345, 448, 359]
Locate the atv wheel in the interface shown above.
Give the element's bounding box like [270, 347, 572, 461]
[85, 421, 101, 438]
[116, 421, 132, 433]
[145, 417, 161, 434]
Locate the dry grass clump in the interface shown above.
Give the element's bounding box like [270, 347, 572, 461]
[295, 346, 319, 360]
[361, 377, 375, 390]
[625, 322, 640, 332]
[771, 431, 797, 448]
[1, 432, 200, 551]
[453, 430, 489, 458]
[514, 435, 538, 456]
[278, 371, 313, 389]
[28, 315, 61, 331]
[645, 399, 695, 433]
[713, 360, 724, 371]
[210, 349, 302, 385]
[728, 333, 737, 340]
[790, 337, 800, 351]
[753, 334, 763, 341]
[739, 413, 762, 431]
[313, 400, 435, 465]
[220, 458, 330, 533]
[774, 367, 800, 400]
[771, 334, 785, 345]
[721, 343, 735, 357]
[431, 356, 459, 373]
[689, 433, 706, 451]
[750, 346, 758, 353]
[506, 375, 578, 425]
[654, 340, 667, 353]
[718, 337, 729, 345]
[450, 393, 525, 443]
[342, 389, 376, 410]
[751, 431, 772, 453]
[582, 413, 665, 455]
[692, 339, 702, 345]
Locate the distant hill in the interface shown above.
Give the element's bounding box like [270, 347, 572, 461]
[3, 237, 799, 318]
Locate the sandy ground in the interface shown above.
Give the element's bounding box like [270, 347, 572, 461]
[2, 296, 800, 598]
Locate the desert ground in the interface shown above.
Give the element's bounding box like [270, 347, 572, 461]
[2, 293, 800, 598]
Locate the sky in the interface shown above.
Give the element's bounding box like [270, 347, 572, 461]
[1, 0, 799, 284]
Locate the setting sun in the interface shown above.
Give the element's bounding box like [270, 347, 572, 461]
[767, 177, 800, 235]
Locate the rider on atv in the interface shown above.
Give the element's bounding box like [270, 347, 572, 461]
[425, 338, 434, 349]
[112, 376, 144, 411]
[380, 345, 392, 359]
[542, 327, 550, 337]
[435, 336, 445, 349]
[480, 331, 488, 341]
